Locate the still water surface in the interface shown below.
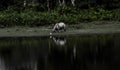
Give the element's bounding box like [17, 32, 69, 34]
[0, 34, 120, 70]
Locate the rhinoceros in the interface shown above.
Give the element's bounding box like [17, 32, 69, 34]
[52, 22, 66, 32]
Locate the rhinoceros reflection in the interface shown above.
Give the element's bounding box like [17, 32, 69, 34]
[50, 36, 66, 46]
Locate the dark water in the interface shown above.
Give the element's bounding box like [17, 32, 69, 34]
[0, 34, 120, 70]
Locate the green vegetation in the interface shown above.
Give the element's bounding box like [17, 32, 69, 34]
[0, 0, 120, 26]
[0, 0, 120, 27]
[0, 7, 120, 27]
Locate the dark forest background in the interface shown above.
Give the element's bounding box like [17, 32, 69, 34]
[0, 0, 120, 11]
[0, 0, 120, 26]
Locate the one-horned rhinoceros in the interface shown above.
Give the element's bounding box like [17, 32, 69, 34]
[52, 22, 66, 32]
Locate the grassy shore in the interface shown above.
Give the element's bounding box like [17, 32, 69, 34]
[0, 8, 120, 37]
[0, 21, 120, 37]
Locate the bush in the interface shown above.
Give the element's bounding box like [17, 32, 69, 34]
[0, 8, 120, 27]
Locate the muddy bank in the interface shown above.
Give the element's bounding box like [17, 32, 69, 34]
[0, 21, 120, 37]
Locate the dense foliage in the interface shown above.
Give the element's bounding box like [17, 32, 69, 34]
[0, 0, 120, 26]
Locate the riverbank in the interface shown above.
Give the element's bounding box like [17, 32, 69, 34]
[0, 21, 120, 37]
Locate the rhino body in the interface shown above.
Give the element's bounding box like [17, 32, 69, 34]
[53, 22, 66, 32]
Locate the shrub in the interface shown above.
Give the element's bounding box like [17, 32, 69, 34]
[0, 8, 120, 27]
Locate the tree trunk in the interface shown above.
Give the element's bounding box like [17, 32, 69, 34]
[62, 0, 65, 5]
[47, 0, 50, 11]
[59, 0, 62, 6]
[59, 0, 65, 6]
[71, 0, 75, 6]
[23, 0, 27, 7]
